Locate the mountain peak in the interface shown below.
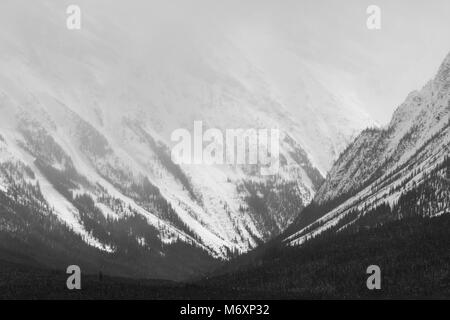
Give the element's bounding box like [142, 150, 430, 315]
[435, 51, 450, 84]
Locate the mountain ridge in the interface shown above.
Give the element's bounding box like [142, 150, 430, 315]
[0, 1, 376, 279]
[285, 51, 450, 246]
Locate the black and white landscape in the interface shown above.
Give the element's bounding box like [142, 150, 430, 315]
[0, 0, 449, 299]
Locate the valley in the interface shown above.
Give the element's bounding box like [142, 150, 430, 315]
[0, 1, 449, 299]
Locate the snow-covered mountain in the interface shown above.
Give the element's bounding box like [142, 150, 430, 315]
[285, 52, 450, 246]
[0, 1, 374, 278]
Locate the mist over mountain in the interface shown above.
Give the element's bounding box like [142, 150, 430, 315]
[0, 1, 448, 287]
[0, 0, 381, 279]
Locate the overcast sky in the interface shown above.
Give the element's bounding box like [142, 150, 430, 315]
[79, 0, 450, 123]
[4, 0, 450, 124]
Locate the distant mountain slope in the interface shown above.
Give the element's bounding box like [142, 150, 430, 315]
[285, 52, 450, 245]
[0, 0, 374, 277]
[0, 158, 217, 281]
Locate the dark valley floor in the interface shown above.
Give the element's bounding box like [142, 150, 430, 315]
[1, 212, 449, 299]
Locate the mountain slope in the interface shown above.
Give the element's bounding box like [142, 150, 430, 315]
[0, 0, 375, 278]
[285, 52, 450, 245]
